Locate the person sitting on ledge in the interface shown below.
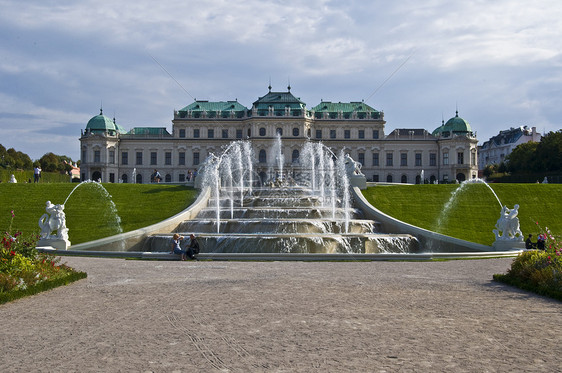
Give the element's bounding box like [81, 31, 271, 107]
[525, 234, 536, 250]
[171, 233, 187, 260]
[536, 234, 546, 251]
[187, 234, 199, 260]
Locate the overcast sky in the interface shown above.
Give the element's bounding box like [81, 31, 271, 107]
[1, 0, 561, 161]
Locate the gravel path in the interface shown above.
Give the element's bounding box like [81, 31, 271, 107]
[1, 257, 560, 372]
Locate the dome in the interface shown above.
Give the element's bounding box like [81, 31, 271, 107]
[432, 111, 472, 136]
[86, 109, 126, 134]
[444, 111, 471, 133]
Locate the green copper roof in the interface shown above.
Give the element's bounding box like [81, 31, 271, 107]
[86, 110, 126, 134]
[432, 111, 472, 136]
[253, 90, 306, 110]
[177, 100, 248, 119]
[179, 100, 247, 112]
[127, 127, 171, 136]
[310, 101, 382, 119]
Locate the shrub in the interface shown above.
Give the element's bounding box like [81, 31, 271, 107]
[494, 224, 562, 301]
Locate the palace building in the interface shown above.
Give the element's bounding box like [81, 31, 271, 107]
[80, 86, 479, 184]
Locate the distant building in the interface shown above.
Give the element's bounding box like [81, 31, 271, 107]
[79, 86, 479, 184]
[478, 126, 541, 170]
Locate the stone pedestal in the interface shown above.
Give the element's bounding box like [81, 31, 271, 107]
[492, 239, 525, 251]
[37, 238, 71, 250]
[349, 174, 367, 190]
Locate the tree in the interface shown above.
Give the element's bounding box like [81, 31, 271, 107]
[506, 141, 538, 173]
[535, 130, 562, 172]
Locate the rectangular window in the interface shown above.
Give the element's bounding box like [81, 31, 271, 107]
[122, 151, 128, 165]
[373, 174, 379, 182]
[316, 129, 322, 139]
[443, 152, 449, 165]
[165, 152, 172, 165]
[179, 174, 185, 182]
[179, 129, 186, 138]
[82, 150, 87, 163]
[400, 153, 407, 166]
[109, 173, 115, 183]
[136, 151, 143, 165]
[179, 152, 185, 166]
[430, 153, 436, 166]
[471, 152, 476, 166]
[208, 129, 214, 138]
[386, 153, 393, 166]
[94, 150, 100, 163]
[150, 152, 157, 165]
[222, 129, 228, 139]
[457, 152, 464, 165]
[415, 153, 422, 167]
[330, 129, 336, 139]
[372, 130, 379, 139]
[236, 129, 243, 139]
[443, 173, 449, 182]
[109, 150, 115, 164]
[193, 129, 200, 138]
[193, 152, 200, 166]
[372, 153, 379, 166]
[358, 130, 365, 139]
[344, 130, 350, 139]
[358, 153, 365, 166]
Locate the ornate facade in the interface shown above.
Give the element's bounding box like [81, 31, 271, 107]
[80, 87, 479, 184]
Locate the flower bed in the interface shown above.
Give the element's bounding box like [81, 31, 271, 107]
[0, 211, 86, 305]
[494, 223, 561, 301]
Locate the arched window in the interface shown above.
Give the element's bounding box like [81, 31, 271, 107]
[401, 175, 407, 183]
[456, 173, 466, 182]
[386, 175, 393, 183]
[136, 174, 143, 184]
[247, 129, 251, 137]
[165, 174, 172, 183]
[122, 174, 128, 183]
[276, 128, 283, 136]
[292, 150, 299, 163]
[259, 149, 267, 163]
[430, 175, 436, 184]
[293, 127, 299, 136]
[415, 175, 421, 184]
[259, 127, 266, 136]
[92, 171, 102, 182]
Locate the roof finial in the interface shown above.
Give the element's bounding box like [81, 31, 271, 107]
[287, 76, 291, 92]
[268, 76, 272, 92]
[100, 100, 103, 115]
[456, 102, 459, 117]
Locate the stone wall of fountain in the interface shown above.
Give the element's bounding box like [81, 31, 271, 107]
[142, 138, 420, 254]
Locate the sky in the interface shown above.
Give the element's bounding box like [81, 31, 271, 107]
[1, 0, 561, 161]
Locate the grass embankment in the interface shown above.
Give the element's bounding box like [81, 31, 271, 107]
[362, 183, 561, 246]
[0, 183, 199, 244]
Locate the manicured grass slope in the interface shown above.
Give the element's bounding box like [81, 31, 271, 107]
[0, 183, 199, 244]
[362, 184, 562, 246]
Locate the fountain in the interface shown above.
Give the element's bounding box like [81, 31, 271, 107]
[143, 137, 419, 254]
[436, 178, 524, 250]
[37, 180, 123, 250]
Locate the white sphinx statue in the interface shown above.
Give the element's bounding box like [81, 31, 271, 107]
[38, 201, 70, 250]
[492, 204, 525, 250]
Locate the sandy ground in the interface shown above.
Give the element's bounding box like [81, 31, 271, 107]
[0, 256, 561, 372]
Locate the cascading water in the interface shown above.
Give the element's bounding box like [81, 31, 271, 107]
[149, 137, 419, 254]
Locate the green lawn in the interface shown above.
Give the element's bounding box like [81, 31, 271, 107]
[362, 183, 562, 246]
[0, 183, 199, 244]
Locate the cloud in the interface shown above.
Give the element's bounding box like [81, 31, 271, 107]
[0, 0, 561, 161]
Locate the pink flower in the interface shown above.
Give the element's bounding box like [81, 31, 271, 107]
[10, 210, 15, 218]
